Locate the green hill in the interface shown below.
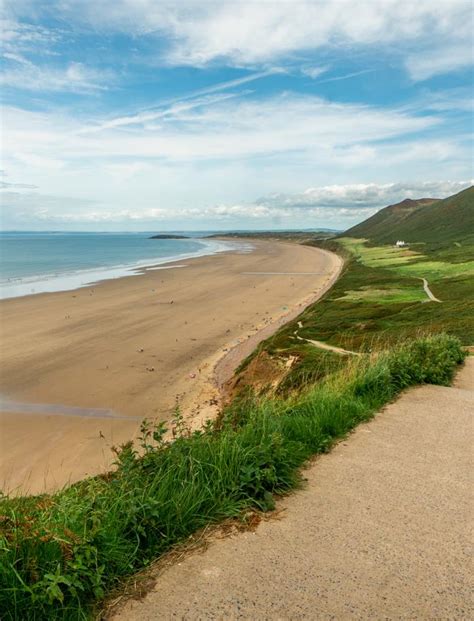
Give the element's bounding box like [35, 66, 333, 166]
[344, 186, 474, 244]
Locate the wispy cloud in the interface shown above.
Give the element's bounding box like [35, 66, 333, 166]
[406, 44, 474, 81]
[315, 69, 376, 84]
[0, 18, 60, 55]
[0, 59, 111, 93]
[0, 13, 112, 93]
[176, 68, 283, 98]
[301, 66, 329, 79]
[79, 92, 241, 134]
[3, 93, 440, 166]
[0, 180, 38, 190]
[80, 69, 279, 133]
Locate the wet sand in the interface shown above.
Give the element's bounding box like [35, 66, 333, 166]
[0, 240, 341, 494]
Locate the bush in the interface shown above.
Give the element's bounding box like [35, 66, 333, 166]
[387, 333, 465, 388]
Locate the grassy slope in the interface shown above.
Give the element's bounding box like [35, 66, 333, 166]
[0, 335, 465, 620]
[344, 197, 438, 241]
[234, 187, 473, 395]
[344, 186, 474, 244]
[234, 236, 473, 396]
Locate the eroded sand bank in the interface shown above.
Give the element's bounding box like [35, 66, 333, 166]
[0, 241, 341, 494]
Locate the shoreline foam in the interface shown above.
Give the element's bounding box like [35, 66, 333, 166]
[0, 238, 246, 300]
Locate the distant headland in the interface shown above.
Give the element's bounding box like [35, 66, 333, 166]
[149, 234, 189, 239]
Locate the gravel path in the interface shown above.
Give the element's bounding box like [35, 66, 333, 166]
[295, 334, 361, 356]
[421, 277, 442, 302]
[113, 358, 473, 620]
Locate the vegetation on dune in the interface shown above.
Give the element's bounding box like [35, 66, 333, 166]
[0, 335, 466, 620]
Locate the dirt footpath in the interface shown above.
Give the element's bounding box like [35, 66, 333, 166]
[113, 358, 473, 620]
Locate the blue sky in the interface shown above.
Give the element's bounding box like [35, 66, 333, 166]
[1, 0, 473, 231]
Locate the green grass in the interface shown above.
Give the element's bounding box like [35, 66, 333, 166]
[0, 335, 466, 620]
[338, 238, 422, 266]
[337, 286, 426, 304]
[234, 235, 473, 394]
[395, 259, 474, 279]
[337, 237, 474, 278]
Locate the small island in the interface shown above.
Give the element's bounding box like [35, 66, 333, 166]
[149, 234, 189, 239]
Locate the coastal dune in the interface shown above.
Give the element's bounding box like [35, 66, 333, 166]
[0, 241, 341, 494]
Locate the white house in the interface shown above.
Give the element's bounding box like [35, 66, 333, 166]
[396, 240, 407, 247]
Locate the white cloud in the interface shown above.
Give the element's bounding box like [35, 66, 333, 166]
[0, 180, 37, 189]
[406, 44, 474, 81]
[1, 94, 440, 172]
[316, 69, 376, 84]
[2, 180, 471, 229]
[79, 69, 281, 133]
[0, 17, 60, 54]
[165, 179, 473, 221]
[1, 48, 471, 229]
[0, 13, 112, 93]
[257, 180, 473, 210]
[2, 89, 471, 230]
[3, 51, 31, 64]
[17, 0, 470, 77]
[1, 2, 471, 231]
[1, 59, 111, 93]
[81, 92, 241, 134]
[416, 87, 474, 113]
[2, 0, 471, 105]
[301, 66, 329, 80]
[0, 190, 98, 229]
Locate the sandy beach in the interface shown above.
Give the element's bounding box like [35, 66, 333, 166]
[0, 240, 341, 494]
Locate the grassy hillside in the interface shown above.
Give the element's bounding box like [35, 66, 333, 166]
[344, 186, 474, 244]
[229, 236, 473, 397]
[229, 186, 474, 396]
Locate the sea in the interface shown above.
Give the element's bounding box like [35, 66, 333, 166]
[0, 231, 247, 300]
